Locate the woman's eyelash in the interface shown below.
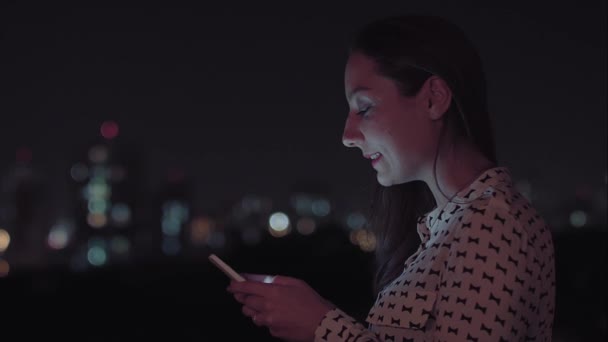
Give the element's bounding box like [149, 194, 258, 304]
[357, 107, 371, 116]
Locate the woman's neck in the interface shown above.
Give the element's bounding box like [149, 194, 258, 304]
[424, 139, 496, 210]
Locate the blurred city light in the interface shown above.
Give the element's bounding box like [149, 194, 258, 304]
[162, 217, 181, 236]
[569, 210, 587, 228]
[269, 212, 290, 231]
[86, 182, 110, 200]
[48, 220, 75, 250]
[161, 200, 189, 237]
[292, 195, 313, 216]
[87, 213, 108, 228]
[350, 229, 376, 252]
[48, 228, 70, 250]
[311, 199, 330, 217]
[296, 217, 316, 235]
[0, 229, 10, 252]
[190, 217, 213, 245]
[88, 199, 108, 214]
[110, 203, 131, 226]
[346, 212, 366, 230]
[91, 166, 109, 180]
[88, 145, 109, 164]
[87, 246, 107, 266]
[269, 212, 291, 237]
[101, 121, 119, 140]
[0, 259, 9, 277]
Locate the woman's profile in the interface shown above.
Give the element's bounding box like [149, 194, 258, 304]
[228, 14, 555, 342]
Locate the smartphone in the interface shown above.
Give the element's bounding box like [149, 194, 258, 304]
[208, 253, 245, 282]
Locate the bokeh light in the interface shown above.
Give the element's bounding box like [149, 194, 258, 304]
[101, 121, 119, 140]
[111, 203, 131, 226]
[0, 259, 9, 277]
[569, 210, 587, 228]
[346, 212, 366, 230]
[351, 229, 376, 252]
[86, 182, 110, 200]
[311, 199, 330, 217]
[88, 145, 109, 164]
[269, 212, 290, 231]
[0, 229, 10, 252]
[87, 213, 108, 228]
[292, 196, 312, 216]
[87, 246, 107, 266]
[190, 217, 214, 245]
[88, 199, 108, 214]
[47, 220, 75, 250]
[48, 228, 69, 250]
[162, 217, 182, 236]
[296, 217, 316, 235]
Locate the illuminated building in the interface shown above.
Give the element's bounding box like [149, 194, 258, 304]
[65, 121, 142, 269]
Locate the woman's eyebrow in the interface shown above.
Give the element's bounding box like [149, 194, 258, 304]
[347, 86, 372, 101]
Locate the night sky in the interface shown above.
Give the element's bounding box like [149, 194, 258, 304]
[1, 1, 606, 214]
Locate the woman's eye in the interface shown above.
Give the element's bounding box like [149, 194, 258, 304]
[357, 107, 371, 116]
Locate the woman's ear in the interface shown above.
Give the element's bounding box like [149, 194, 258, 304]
[424, 76, 452, 120]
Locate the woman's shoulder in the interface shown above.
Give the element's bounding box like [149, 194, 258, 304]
[454, 167, 545, 226]
[455, 181, 553, 252]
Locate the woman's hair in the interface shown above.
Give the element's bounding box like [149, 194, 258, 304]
[349, 15, 498, 294]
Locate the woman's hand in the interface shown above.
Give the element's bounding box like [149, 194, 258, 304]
[227, 274, 336, 342]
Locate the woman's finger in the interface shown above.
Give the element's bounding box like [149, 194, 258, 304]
[242, 305, 266, 327]
[268, 327, 285, 339]
[243, 294, 268, 312]
[234, 293, 247, 303]
[228, 280, 276, 297]
[241, 304, 257, 318]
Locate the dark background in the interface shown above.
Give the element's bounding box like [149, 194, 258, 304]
[0, 1, 606, 341]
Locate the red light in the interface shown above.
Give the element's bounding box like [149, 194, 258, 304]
[16, 147, 32, 163]
[101, 121, 119, 140]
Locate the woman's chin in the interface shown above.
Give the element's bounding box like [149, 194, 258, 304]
[376, 174, 394, 187]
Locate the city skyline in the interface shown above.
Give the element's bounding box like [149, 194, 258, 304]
[0, 122, 605, 274]
[0, 2, 606, 272]
[1, 2, 606, 214]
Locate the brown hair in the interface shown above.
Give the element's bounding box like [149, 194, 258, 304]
[349, 15, 497, 294]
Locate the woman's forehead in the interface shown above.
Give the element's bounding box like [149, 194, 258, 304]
[345, 53, 381, 94]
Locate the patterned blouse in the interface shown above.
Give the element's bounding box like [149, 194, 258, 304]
[314, 167, 555, 341]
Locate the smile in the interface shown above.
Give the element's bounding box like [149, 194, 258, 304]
[367, 152, 383, 166]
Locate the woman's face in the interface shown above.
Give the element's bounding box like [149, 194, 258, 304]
[342, 52, 440, 186]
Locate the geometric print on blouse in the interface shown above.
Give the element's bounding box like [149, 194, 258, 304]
[314, 167, 556, 342]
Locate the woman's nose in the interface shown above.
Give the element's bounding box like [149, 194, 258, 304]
[342, 117, 362, 148]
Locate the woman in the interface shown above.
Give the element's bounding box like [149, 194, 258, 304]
[227, 14, 555, 341]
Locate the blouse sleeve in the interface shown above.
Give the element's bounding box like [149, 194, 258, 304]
[314, 307, 381, 342]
